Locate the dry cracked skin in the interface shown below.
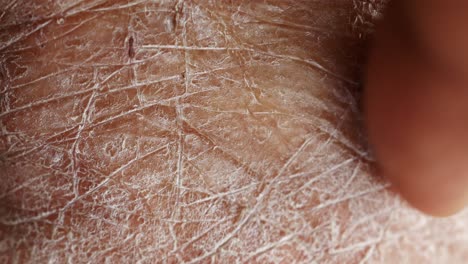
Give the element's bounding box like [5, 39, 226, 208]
[0, 0, 467, 263]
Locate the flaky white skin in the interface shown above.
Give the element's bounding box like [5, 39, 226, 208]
[0, 0, 467, 263]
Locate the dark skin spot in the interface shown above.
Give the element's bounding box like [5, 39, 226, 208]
[172, 13, 178, 31]
[128, 36, 135, 59]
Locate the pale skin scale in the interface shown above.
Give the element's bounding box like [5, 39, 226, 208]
[0, 0, 467, 263]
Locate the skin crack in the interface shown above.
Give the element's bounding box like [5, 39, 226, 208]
[0, 1, 467, 263]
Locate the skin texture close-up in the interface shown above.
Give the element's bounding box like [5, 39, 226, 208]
[0, 0, 467, 263]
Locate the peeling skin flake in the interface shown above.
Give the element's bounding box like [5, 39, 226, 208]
[0, 0, 467, 263]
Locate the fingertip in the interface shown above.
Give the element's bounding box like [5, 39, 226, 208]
[388, 170, 468, 217]
[364, 1, 468, 217]
[386, 181, 465, 217]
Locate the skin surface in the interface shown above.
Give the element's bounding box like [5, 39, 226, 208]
[0, 0, 467, 263]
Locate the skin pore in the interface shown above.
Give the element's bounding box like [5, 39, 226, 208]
[1, 0, 468, 263]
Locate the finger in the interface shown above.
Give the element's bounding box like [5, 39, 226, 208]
[364, 1, 468, 216]
[405, 0, 468, 77]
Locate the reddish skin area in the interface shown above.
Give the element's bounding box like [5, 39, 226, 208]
[2, 1, 468, 262]
[365, 1, 468, 217]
